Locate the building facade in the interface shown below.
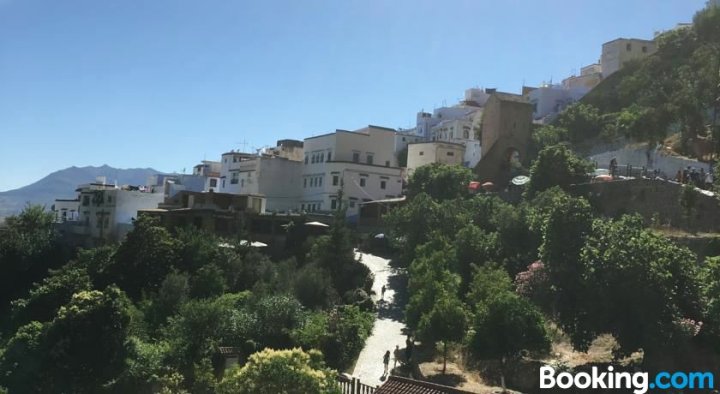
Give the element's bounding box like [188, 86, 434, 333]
[71, 182, 165, 242]
[601, 38, 657, 77]
[406, 141, 466, 175]
[562, 63, 603, 91]
[301, 125, 404, 221]
[525, 84, 589, 123]
[52, 198, 80, 223]
[475, 92, 533, 184]
[219, 147, 303, 213]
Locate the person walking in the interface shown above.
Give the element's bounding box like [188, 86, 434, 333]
[383, 350, 391, 376]
[381, 285, 386, 300]
[393, 345, 400, 369]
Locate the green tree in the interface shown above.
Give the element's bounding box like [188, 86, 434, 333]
[108, 216, 179, 299]
[417, 293, 468, 374]
[1, 287, 133, 393]
[525, 145, 593, 198]
[292, 306, 374, 370]
[405, 240, 461, 330]
[0, 205, 68, 314]
[569, 216, 703, 356]
[407, 163, 474, 201]
[532, 124, 569, 151]
[217, 348, 340, 394]
[555, 103, 603, 143]
[470, 292, 550, 390]
[190, 264, 227, 299]
[452, 225, 499, 295]
[466, 264, 514, 312]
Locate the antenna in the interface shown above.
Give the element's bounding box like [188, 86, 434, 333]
[235, 139, 249, 152]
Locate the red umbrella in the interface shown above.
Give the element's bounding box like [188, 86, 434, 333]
[468, 181, 481, 190]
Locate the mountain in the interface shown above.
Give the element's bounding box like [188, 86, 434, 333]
[0, 165, 160, 219]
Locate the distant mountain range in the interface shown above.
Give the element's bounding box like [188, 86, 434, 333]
[0, 165, 160, 219]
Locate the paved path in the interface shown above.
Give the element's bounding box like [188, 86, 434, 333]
[352, 251, 408, 386]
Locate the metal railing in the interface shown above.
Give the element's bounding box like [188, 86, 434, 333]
[337, 375, 377, 394]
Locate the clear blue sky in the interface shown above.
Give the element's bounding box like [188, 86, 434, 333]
[0, 0, 707, 191]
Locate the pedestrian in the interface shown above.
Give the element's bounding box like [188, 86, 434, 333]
[706, 170, 714, 190]
[381, 285, 386, 300]
[383, 350, 390, 375]
[610, 158, 618, 178]
[405, 336, 413, 364]
[393, 345, 400, 369]
[676, 170, 683, 183]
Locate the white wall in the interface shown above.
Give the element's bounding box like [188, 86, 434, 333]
[589, 146, 712, 178]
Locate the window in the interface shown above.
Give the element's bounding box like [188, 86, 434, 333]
[360, 178, 366, 187]
[318, 177, 323, 186]
[380, 180, 386, 189]
[331, 199, 337, 210]
[352, 152, 360, 163]
[304, 178, 307, 188]
[642, 46, 647, 53]
[349, 200, 356, 208]
[231, 172, 239, 184]
[222, 179, 226, 188]
[327, 151, 332, 161]
[320, 153, 324, 162]
[83, 195, 90, 206]
[366, 154, 374, 165]
[447, 151, 455, 156]
[385, 160, 390, 167]
[107, 195, 112, 203]
[305, 155, 308, 164]
[241, 179, 245, 187]
[419, 151, 424, 156]
[402, 137, 406, 141]
[333, 175, 339, 186]
[626, 43, 632, 51]
[301, 204, 305, 211]
[210, 179, 217, 187]
[311, 154, 315, 164]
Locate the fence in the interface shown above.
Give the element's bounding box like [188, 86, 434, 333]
[337, 375, 377, 394]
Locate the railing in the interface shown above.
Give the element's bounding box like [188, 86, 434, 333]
[337, 375, 377, 394]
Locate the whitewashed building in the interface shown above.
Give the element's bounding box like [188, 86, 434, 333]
[52, 198, 80, 223]
[525, 84, 589, 123]
[72, 179, 164, 241]
[218, 140, 304, 212]
[301, 125, 404, 221]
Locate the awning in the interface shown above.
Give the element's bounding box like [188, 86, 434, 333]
[305, 221, 330, 228]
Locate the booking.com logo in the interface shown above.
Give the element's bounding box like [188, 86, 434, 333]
[540, 365, 715, 393]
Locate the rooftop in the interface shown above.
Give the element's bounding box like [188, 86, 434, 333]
[375, 376, 476, 394]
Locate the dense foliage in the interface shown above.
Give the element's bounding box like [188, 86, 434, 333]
[0, 207, 374, 393]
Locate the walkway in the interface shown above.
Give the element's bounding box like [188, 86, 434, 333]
[352, 250, 408, 386]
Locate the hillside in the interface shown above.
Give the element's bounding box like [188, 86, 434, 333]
[538, 5, 720, 160]
[0, 165, 160, 219]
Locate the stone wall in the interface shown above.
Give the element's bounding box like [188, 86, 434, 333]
[569, 179, 720, 233]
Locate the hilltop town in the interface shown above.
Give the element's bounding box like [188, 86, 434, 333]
[1, 1, 720, 394]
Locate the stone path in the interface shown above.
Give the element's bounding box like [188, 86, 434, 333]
[351, 251, 408, 386]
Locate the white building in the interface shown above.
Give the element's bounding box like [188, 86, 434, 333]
[525, 84, 589, 123]
[192, 160, 222, 192]
[73, 180, 165, 241]
[406, 141, 466, 176]
[52, 198, 80, 223]
[301, 125, 404, 221]
[601, 38, 657, 77]
[218, 140, 304, 212]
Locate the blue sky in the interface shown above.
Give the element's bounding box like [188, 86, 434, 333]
[0, 0, 707, 191]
